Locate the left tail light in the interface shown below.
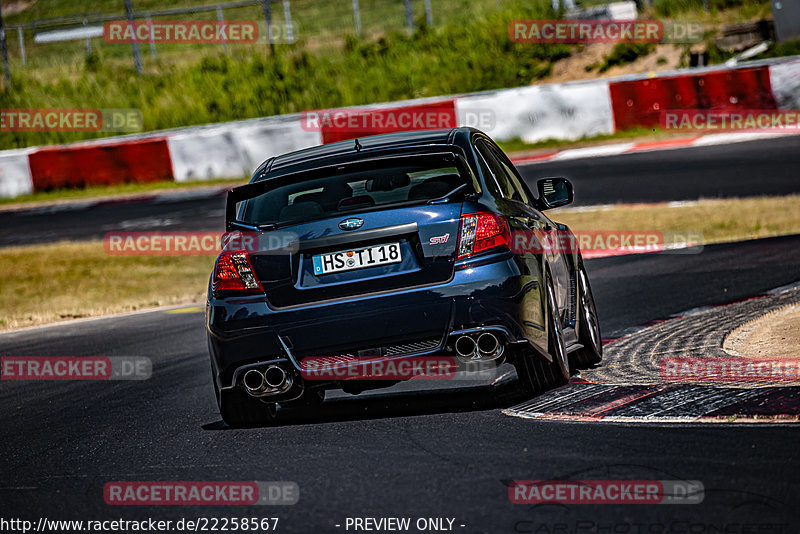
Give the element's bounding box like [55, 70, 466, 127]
[457, 212, 510, 260]
[212, 249, 264, 296]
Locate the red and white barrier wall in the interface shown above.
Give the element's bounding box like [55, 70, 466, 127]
[167, 118, 321, 183]
[1, 56, 798, 198]
[455, 80, 615, 143]
[0, 149, 35, 198]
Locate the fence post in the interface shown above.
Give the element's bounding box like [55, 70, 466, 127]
[403, 0, 414, 33]
[145, 14, 156, 58]
[282, 0, 294, 44]
[17, 26, 25, 67]
[216, 5, 228, 53]
[0, 0, 10, 84]
[262, 0, 274, 53]
[352, 0, 362, 35]
[83, 19, 92, 56]
[123, 0, 143, 74]
[423, 0, 433, 26]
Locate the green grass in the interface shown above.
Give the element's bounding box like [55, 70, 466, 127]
[705, 38, 800, 65]
[496, 127, 663, 153]
[0, 0, 571, 149]
[0, 0, 790, 155]
[598, 43, 655, 73]
[651, 0, 765, 17]
[0, 240, 215, 330]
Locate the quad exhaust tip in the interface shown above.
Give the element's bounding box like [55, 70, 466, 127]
[454, 332, 504, 361]
[477, 333, 499, 356]
[455, 336, 477, 359]
[264, 366, 287, 389]
[243, 369, 266, 393]
[242, 365, 289, 396]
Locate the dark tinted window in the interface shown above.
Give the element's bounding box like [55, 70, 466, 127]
[242, 163, 468, 226]
[487, 144, 530, 204]
[475, 139, 530, 203]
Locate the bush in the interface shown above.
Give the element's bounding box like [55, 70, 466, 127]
[599, 43, 655, 73]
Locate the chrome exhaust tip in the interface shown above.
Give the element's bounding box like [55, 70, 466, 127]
[243, 369, 266, 393]
[264, 365, 287, 389]
[477, 332, 500, 357]
[455, 335, 477, 359]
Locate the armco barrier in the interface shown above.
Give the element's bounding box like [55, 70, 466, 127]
[609, 66, 776, 130]
[0, 149, 34, 198]
[28, 138, 173, 191]
[455, 81, 615, 143]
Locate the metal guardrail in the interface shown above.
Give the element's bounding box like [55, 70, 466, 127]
[6, 1, 269, 30]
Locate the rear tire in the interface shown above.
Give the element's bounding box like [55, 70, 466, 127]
[571, 260, 603, 370]
[218, 387, 278, 427]
[544, 275, 570, 387]
[515, 273, 569, 396]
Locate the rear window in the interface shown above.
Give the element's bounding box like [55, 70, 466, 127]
[241, 160, 471, 226]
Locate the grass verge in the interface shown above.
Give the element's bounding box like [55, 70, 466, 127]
[1, 194, 799, 331]
[496, 127, 669, 153]
[0, 242, 214, 331]
[551, 194, 800, 244]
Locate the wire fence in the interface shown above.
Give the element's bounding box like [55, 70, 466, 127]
[0, 0, 515, 75]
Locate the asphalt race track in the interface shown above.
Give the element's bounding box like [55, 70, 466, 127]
[2, 234, 800, 530]
[1, 136, 799, 247]
[1, 139, 800, 531]
[518, 135, 800, 206]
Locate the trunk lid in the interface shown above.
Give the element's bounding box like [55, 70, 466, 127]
[225, 152, 474, 308]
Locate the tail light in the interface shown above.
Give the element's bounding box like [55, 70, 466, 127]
[457, 212, 510, 259]
[212, 249, 264, 296]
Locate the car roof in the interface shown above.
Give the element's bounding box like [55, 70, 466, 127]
[256, 128, 474, 179]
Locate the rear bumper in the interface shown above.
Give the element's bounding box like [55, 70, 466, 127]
[206, 251, 545, 391]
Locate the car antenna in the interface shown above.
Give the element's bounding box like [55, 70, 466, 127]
[354, 138, 362, 152]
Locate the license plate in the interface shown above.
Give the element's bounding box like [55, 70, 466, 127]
[312, 242, 401, 275]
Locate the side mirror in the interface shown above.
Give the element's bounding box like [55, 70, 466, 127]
[536, 177, 573, 209]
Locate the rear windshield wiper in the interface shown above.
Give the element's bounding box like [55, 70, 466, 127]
[426, 183, 468, 205]
[229, 220, 279, 231]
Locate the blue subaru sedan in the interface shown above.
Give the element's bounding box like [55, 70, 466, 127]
[206, 128, 602, 426]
